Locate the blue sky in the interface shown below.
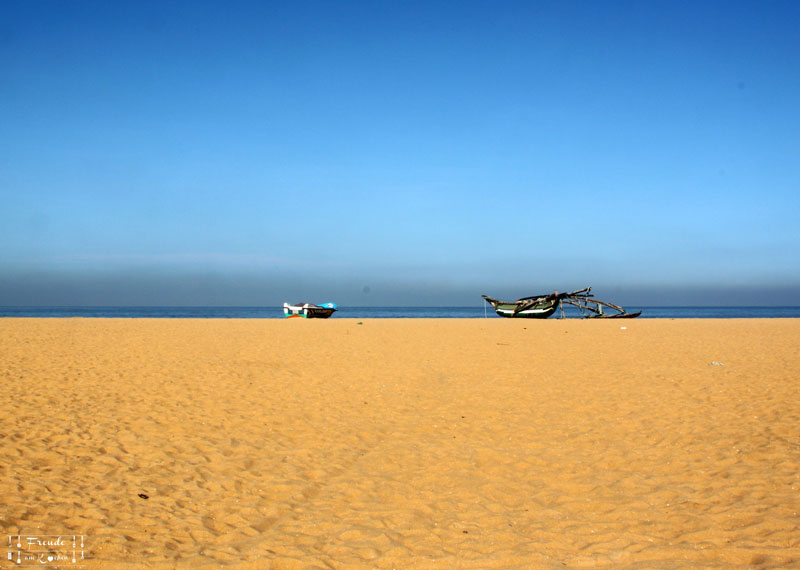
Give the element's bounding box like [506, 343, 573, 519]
[1, 0, 798, 306]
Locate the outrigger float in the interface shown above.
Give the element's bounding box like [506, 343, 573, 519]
[482, 287, 641, 319]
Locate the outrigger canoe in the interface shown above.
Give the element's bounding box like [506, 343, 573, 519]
[481, 289, 586, 319]
[482, 287, 641, 319]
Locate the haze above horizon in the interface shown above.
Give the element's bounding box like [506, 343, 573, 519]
[2, 1, 798, 307]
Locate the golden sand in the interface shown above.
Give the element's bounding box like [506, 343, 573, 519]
[1, 318, 799, 569]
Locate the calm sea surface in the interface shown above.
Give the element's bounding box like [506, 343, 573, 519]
[1, 306, 799, 319]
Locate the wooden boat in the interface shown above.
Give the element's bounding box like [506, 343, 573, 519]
[283, 302, 338, 318]
[481, 288, 590, 319]
[482, 287, 641, 319]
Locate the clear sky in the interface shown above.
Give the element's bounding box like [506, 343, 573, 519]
[2, 0, 798, 306]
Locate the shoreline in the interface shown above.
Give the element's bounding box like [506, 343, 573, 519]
[3, 305, 800, 321]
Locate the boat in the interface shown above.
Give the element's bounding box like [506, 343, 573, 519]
[482, 287, 641, 319]
[481, 288, 589, 319]
[283, 302, 338, 319]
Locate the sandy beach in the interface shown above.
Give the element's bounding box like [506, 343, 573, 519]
[1, 318, 798, 569]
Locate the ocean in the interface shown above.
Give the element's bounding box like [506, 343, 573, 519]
[1, 306, 799, 319]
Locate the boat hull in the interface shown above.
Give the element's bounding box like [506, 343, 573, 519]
[283, 303, 337, 319]
[481, 295, 559, 319]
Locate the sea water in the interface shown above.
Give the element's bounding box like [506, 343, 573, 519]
[1, 306, 799, 319]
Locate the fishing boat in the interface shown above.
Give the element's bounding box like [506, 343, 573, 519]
[482, 287, 641, 319]
[481, 288, 588, 319]
[283, 302, 338, 318]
